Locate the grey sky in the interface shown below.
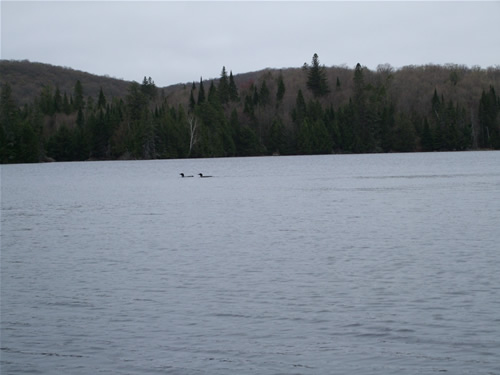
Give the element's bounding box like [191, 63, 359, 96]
[2, 1, 499, 87]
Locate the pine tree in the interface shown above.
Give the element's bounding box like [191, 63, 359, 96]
[252, 85, 259, 106]
[208, 81, 219, 104]
[0, 83, 19, 162]
[39, 86, 55, 115]
[292, 89, 307, 125]
[243, 94, 255, 119]
[228, 71, 239, 102]
[76, 108, 85, 128]
[276, 72, 285, 106]
[197, 78, 205, 104]
[421, 118, 434, 151]
[351, 63, 373, 152]
[269, 116, 285, 154]
[97, 87, 107, 109]
[73, 80, 84, 111]
[141, 76, 157, 100]
[62, 92, 71, 114]
[431, 89, 441, 116]
[306, 53, 330, 98]
[189, 89, 196, 112]
[53, 86, 62, 113]
[259, 80, 270, 107]
[218, 67, 229, 104]
[479, 86, 500, 148]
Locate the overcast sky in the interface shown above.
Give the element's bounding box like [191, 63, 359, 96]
[2, 1, 499, 87]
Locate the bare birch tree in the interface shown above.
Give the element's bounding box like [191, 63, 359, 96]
[188, 115, 198, 156]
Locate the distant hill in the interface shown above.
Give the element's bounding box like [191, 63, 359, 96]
[1, 59, 499, 164]
[0, 60, 132, 105]
[163, 63, 500, 122]
[2, 59, 499, 116]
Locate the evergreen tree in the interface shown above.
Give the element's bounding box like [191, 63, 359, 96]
[18, 121, 40, 162]
[259, 80, 270, 107]
[53, 86, 62, 113]
[76, 107, 85, 128]
[197, 78, 205, 104]
[421, 118, 434, 151]
[392, 113, 416, 152]
[379, 103, 395, 152]
[478, 86, 500, 148]
[292, 89, 307, 125]
[39, 85, 55, 115]
[311, 118, 332, 154]
[73, 80, 84, 111]
[353, 63, 365, 107]
[276, 72, 285, 106]
[127, 82, 148, 122]
[431, 89, 441, 116]
[97, 87, 107, 109]
[189, 88, 196, 112]
[297, 118, 313, 154]
[46, 125, 74, 161]
[228, 71, 239, 102]
[208, 81, 219, 104]
[88, 108, 113, 159]
[195, 100, 234, 157]
[324, 105, 340, 150]
[229, 108, 240, 139]
[269, 116, 285, 154]
[252, 84, 259, 106]
[0, 83, 17, 128]
[351, 63, 373, 152]
[1, 83, 19, 162]
[237, 125, 261, 156]
[62, 92, 71, 114]
[218, 67, 230, 104]
[141, 76, 157, 100]
[243, 94, 255, 119]
[306, 53, 330, 98]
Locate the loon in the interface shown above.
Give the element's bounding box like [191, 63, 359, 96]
[198, 173, 212, 178]
[180, 173, 194, 178]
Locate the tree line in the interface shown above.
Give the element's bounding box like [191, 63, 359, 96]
[1, 55, 499, 163]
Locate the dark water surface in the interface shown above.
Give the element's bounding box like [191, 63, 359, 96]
[2, 152, 500, 374]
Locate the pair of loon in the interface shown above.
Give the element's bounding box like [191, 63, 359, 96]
[180, 173, 212, 178]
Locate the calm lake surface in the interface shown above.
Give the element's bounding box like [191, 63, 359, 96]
[1, 152, 500, 375]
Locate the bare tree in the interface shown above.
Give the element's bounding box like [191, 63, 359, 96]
[188, 115, 198, 156]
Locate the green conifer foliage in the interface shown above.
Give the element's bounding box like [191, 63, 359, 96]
[197, 78, 205, 104]
[269, 117, 285, 154]
[208, 81, 219, 104]
[2, 58, 498, 163]
[189, 89, 196, 112]
[276, 73, 285, 106]
[218, 67, 230, 104]
[479, 86, 500, 148]
[98, 87, 107, 109]
[228, 71, 239, 102]
[73, 80, 84, 111]
[53, 86, 62, 113]
[306, 53, 330, 98]
[259, 80, 270, 107]
[62, 92, 71, 114]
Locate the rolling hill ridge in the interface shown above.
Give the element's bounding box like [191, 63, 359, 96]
[1, 58, 499, 163]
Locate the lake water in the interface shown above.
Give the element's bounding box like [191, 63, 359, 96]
[1, 152, 500, 375]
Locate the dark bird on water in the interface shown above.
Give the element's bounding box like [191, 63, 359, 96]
[198, 173, 212, 178]
[180, 173, 194, 177]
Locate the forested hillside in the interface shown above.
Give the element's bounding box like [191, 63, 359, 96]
[1, 57, 499, 163]
[0, 60, 131, 106]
